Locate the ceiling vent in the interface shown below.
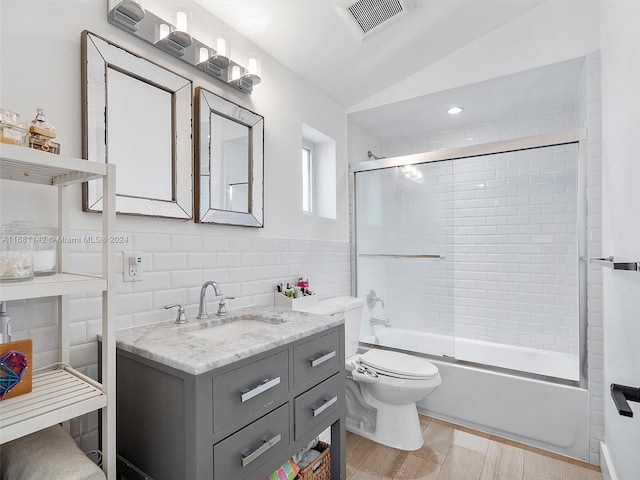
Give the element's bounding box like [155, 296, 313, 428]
[335, 0, 413, 41]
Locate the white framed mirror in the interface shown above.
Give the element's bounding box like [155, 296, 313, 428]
[195, 87, 264, 227]
[82, 31, 193, 219]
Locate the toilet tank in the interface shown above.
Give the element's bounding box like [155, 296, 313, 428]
[322, 296, 364, 358]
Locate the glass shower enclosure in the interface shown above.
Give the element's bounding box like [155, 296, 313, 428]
[354, 133, 585, 382]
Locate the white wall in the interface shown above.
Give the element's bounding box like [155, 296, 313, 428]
[600, 1, 640, 478]
[0, 0, 349, 242]
[349, 0, 600, 114]
[0, 0, 351, 450]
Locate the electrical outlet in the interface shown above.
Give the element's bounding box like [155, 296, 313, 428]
[123, 251, 143, 282]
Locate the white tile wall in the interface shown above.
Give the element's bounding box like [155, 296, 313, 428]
[7, 234, 350, 451]
[356, 144, 579, 355]
[583, 52, 604, 466]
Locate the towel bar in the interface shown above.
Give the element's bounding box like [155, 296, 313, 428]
[358, 254, 446, 260]
[611, 384, 640, 417]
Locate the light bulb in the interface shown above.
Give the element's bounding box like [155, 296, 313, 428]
[231, 65, 241, 81]
[176, 10, 188, 32]
[216, 37, 228, 57]
[159, 23, 170, 39]
[199, 47, 210, 63]
[247, 55, 261, 76]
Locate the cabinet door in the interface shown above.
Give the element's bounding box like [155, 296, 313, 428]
[213, 403, 290, 480]
[213, 350, 289, 432]
[294, 372, 343, 441]
[293, 330, 340, 389]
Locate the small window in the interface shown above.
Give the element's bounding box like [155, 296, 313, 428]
[302, 143, 313, 213]
[301, 123, 336, 219]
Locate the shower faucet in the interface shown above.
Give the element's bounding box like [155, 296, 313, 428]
[366, 290, 384, 310]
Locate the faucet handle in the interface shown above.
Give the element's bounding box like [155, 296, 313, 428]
[216, 296, 236, 316]
[164, 303, 188, 324]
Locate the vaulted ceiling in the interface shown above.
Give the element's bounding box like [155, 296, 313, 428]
[194, 0, 545, 108]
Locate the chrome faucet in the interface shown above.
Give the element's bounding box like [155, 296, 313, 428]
[366, 290, 384, 309]
[216, 296, 236, 316]
[198, 281, 224, 319]
[164, 304, 188, 324]
[370, 317, 391, 328]
[367, 290, 390, 327]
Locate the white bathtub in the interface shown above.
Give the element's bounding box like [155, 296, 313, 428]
[371, 327, 579, 381]
[360, 328, 590, 461]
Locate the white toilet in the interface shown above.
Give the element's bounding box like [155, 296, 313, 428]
[302, 296, 441, 451]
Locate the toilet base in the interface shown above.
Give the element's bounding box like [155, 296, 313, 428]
[346, 383, 424, 451]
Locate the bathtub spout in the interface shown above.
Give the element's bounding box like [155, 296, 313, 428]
[370, 317, 391, 328]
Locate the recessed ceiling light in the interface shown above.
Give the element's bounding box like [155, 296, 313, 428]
[448, 106, 464, 115]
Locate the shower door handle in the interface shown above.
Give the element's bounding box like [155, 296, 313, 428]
[611, 383, 640, 417]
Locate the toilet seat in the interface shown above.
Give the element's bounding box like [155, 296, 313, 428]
[359, 350, 439, 380]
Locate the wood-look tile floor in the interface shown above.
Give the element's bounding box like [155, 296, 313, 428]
[346, 415, 603, 480]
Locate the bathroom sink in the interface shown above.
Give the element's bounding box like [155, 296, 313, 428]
[188, 318, 277, 342]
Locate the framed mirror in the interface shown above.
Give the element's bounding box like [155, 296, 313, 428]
[82, 31, 193, 219]
[195, 87, 264, 227]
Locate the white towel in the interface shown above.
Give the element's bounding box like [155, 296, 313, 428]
[0, 425, 106, 480]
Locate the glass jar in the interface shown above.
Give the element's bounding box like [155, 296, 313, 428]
[0, 109, 28, 146]
[32, 228, 57, 276]
[0, 223, 34, 282]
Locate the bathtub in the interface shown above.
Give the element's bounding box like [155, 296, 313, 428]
[360, 328, 590, 462]
[370, 327, 579, 381]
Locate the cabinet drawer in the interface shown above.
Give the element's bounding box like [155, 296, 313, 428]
[293, 330, 340, 389]
[294, 373, 343, 440]
[213, 350, 289, 433]
[213, 403, 291, 480]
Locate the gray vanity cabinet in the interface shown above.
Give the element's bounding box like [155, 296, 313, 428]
[116, 325, 346, 480]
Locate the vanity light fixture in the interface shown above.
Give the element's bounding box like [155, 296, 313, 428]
[107, 0, 261, 93]
[108, 0, 145, 31]
[447, 106, 464, 115]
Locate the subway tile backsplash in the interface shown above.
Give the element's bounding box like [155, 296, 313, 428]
[7, 234, 350, 450]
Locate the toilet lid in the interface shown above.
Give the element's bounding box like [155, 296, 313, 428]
[360, 350, 439, 379]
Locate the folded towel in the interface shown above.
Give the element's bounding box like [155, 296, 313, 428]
[265, 459, 300, 480]
[0, 425, 106, 480]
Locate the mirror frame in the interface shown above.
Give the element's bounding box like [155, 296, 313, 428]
[81, 31, 193, 219]
[194, 87, 264, 227]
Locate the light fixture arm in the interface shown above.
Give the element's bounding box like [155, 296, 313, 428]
[107, 0, 261, 94]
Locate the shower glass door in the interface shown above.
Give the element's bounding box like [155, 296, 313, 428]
[354, 160, 455, 358]
[354, 140, 582, 382]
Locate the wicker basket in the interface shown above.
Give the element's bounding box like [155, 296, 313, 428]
[296, 441, 331, 480]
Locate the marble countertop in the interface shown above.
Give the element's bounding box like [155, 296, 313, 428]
[115, 306, 343, 375]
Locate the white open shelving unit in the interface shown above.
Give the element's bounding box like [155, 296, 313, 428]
[0, 143, 116, 479]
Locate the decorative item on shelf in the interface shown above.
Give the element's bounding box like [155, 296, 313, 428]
[28, 108, 60, 154]
[0, 223, 34, 282]
[0, 339, 33, 401]
[107, 0, 262, 93]
[32, 228, 57, 276]
[0, 109, 28, 146]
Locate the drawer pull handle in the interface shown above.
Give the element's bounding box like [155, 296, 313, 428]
[310, 351, 336, 368]
[312, 395, 338, 417]
[241, 433, 282, 467]
[241, 377, 281, 403]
